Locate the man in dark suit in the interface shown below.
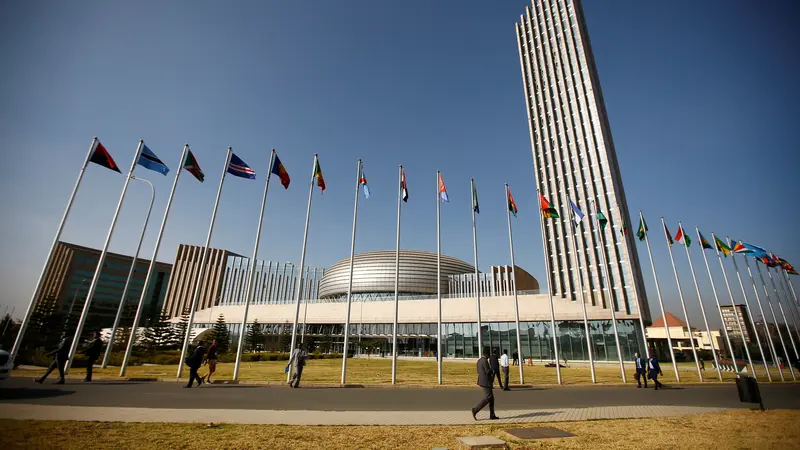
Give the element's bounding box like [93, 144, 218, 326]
[35, 336, 71, 385]
[489, 349, 503, 390]
[471, 348, 499, 420]
[648, 352, 663, 390]
[634, 352, 648, 388]
[184, 341, 205, 388]
[82, 331, 103, 382]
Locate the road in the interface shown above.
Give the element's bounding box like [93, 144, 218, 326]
[1, 379, 798, 412]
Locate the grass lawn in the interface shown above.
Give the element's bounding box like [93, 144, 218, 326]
[17, 357, 780, 385]
[0, 410, 797, 449]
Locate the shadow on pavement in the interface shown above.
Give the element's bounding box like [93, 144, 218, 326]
[0, 388, 76, 401]
[501, 411, 554, 420]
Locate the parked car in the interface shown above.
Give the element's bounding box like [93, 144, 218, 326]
[0, 350, 11, 381]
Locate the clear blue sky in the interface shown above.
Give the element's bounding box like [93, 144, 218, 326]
[1, 1, 798, 328]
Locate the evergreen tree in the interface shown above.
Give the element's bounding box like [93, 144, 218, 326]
[143, 312, 172, 353]
[171, 309, 190, 350]
[211, 314, 230, 353]
[278, 322, 292, 353]
[245, 319, 264, 352]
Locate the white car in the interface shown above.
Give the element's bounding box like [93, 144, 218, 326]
[0, 350, 11, 381]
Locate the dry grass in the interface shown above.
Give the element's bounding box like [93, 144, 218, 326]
[0, 410, 797, 449]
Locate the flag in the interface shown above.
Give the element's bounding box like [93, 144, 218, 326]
[271, 154, 290, 189]
[400, 169, 408, 202]
[89, 141, 121, 173]
[637, 216, 648, 241]
[620, 219, 628, 236]
[595, 206, 608, 230]
[757, 255, 778, 267]
[775, 256, 797, 274]
[699, 232, 713, 249]
[136, 144, 169, 175]
[788, 267, 800, 276]
[714, 235, 731, 257]
[742, 242, 768, 258]
[227, 153, 256, 179]
[732, 240, 751, 254]
[675, 225, 691, 247]
[183, 150, 204, 182]
[313, 158, 325, 192]
[540, 194, 559, 219]
[569, 200, 584, 225]
[438, 173, 449, 203]
[471, 180, 479, 214]
[507, 187, 518, 217]
[359, 169, 370, 198]
[664, 223, 674, 246]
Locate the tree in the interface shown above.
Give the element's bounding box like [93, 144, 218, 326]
[211, 314, 230, 353]
[142, 312, 172, 353]
[278, 322, 292, 353]
[245, 319, 264, 352]
[171, 309, 190, 350]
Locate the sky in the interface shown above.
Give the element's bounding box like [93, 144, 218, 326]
[1, 0, 798, 330]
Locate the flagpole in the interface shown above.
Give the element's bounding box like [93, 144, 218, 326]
[783, 270, 800, 312]
[288, 153, 317, 383]
[470, 178, 483, 356]
[591, 203, 624, 383]
[568, 202, 595, 383]
[537, 189, 561, 384]
[505, 185, 526, 385]
[741, 252, 784, 381]
[10, 137, 99, 364]
[65, 140, 144, 374]
[176, 147, 232, 378]
[341, 159, 361, 385]
[436, 171, 443, 385]
[233, 149, 275, 381]
[659, 220, 702, 381]
[120, 145, 188, 376]
[689, 228, 723, 381]
[710, 233, 756, 376]
[768, 267, 800, 360]
[639, 211, 679, 381]
[754, 261, 796, 380]
[301, 267, 309, 343]
[779, 270, 800, 340]
[391, 165, 402, 385]
[102, 176, 155, 368]
[726, 237, 771, 381]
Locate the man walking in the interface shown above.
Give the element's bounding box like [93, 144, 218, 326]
[634, 352, 647, 388]
[471, 348, 499, 420]
[512, 351, 519, 366]
[202, 339, 218, 383]
[500, 349, 511, 391]
[288, 343, 307, 388]
[184, 341, 205, 388]
[489, 349, 503, 390]
[82, 331, 103, 382]
[647, 352, 663, 390]
[35, 335, 71, 385]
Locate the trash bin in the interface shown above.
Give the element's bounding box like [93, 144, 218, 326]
[735, 375, 764, 410]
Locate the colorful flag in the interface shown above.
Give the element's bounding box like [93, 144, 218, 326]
[620, 219, 628, 236]
[183, 150, 204, 182]
[637, 216, 648, 241]
[89, 141, 121, 173]
[787, 266, 799, 276]
[471, 180, 479, 214]
[664, 223, 674, 247]
[675, 225, 691, 247]
[699, 232, 713, 249]
[359, 169, 370, 198]
[569, 200, 584, 225]
[742, 242, 768, 258]
[540, 194, 559, 219]
[136, 144, 169, 175]
[507, 187, 518, 217]
[313, 158, 325, 192]
[714, 236, 731, 257]
[271, 154, 290, 189]
[401, 169, 408, 202]
[595, 206, 608, 230]
[227, 153, 256, 179]
[438, 173, 449, 203]
[732, 240, 750, 254]
[757, 255, 778, 267]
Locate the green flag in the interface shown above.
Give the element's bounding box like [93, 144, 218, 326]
[596, 207, 608, 231]
[637, 217, 648, 241]
[471, 180, 479, 214]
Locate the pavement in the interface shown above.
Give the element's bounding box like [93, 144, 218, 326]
[0, 378, 798, 425]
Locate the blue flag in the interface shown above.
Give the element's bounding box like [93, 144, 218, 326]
[227, 153, 256, 179]
[742, 242, 769, 258]
[570, 200, 584, 225]
[137, 144, 169, 175]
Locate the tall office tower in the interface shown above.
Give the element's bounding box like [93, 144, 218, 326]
[515, 0, 650, 321]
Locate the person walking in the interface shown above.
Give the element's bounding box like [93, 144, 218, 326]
[699, 358, 705, 371]
[634, 352, 648, 388]
[471, 348, 499, 420]
[287, 343, 307, 388]
[184, 341, 205, 388]
[489, 349, 503, 389]
[500, 349, 511, 391]
[82, 331, 103, 382]
[512, 351, 519, 366]
[35, 336, 71, 385]
[647, 352, 663, 390]
[202, 339, 218, 383]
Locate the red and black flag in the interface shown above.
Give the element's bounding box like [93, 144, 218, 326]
[89, 141, 121, 173]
